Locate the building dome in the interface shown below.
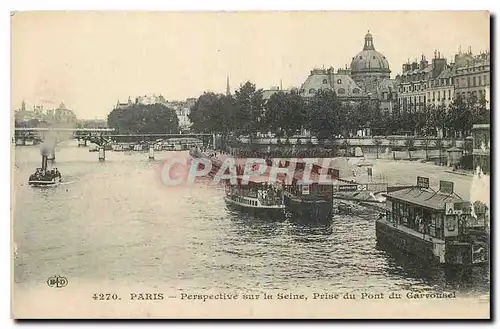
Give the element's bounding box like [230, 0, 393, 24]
[350, 31, 390, 74]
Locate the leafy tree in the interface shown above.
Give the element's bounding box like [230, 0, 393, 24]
[388, 107, 415, 136]
[363, 101, 388, 136]
[233, 81, 265, 136]
[472, 94, 490, 125]
[107, 103, 179, 134]
[264, 90, 306, 137]
[447, 95, 471, 138]
[219, 94, 236, 135]
[189, 92, 223, 133]
[415, 106, 430, 135]
[346, 101, 367, 135]
[308, 89, 344, 140]
[431, 104, 447, 137]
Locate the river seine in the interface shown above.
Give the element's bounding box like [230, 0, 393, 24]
[12, 143, 489, 297]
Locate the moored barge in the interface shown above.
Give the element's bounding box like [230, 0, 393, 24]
[376, 176, 489, 267]
[282, 161, 337, 223]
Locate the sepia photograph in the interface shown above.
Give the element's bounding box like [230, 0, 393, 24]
[10, 10, 491, 319]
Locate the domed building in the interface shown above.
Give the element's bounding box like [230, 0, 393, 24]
[263, 31, 397, 113]
[350, 31, 391, 96]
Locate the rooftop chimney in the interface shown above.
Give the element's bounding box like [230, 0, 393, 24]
[419, 54, 428, 69]
[432, 54, 447, 78]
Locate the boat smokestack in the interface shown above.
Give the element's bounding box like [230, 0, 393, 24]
[41, 155, 48, 172]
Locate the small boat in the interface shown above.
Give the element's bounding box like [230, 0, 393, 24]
[28, 169, 62, 186]
[28, 155, 62, 187]
[224, 175, 285, 220]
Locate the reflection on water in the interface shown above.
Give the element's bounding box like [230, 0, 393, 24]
[13, 145, 489, 297]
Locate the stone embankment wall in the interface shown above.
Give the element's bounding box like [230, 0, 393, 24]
[233, 136, 469, 164]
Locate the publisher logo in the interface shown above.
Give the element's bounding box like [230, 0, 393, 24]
[47, 275, 68, 288]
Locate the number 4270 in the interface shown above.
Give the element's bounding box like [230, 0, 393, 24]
[92, 293, 120, 300]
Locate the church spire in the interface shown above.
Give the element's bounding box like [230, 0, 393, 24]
[363, 30, 375, 50]
[226, 75, 231, 96]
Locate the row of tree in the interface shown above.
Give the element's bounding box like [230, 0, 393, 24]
[374, 95, 490, 137]
[188, 81, 490, 139]
[107, 103, 179, 134]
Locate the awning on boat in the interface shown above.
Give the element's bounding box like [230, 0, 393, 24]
[386, 187, 464, 211]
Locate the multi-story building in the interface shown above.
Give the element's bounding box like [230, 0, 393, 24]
[396, 52, 448, 112]
[454, 50, 490, 109]
[166, 100, 192, 131]
[396, 49, 490, 112]
[427, 66, 455, 108]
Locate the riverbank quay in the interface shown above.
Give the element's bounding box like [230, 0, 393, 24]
[329, 157, 483, 201]
[190, 149, 487, 202]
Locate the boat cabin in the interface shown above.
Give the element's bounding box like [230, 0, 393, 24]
[382, 183, 489, 265]
[283, 168, 334, 201]
[385, 187, 487, 241]
[225, 176, 283, 207]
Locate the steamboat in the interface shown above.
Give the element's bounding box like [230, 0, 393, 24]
[28, 155, 62, 187]
[376, 176, 489, 267]
[224, 175, 285, 219]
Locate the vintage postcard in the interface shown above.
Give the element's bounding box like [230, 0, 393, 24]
[11, 11, 490, 319]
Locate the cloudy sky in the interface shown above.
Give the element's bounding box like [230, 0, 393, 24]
[11, 11, 489, 119]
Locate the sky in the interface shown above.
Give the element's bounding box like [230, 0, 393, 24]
[11, 11, 490, 119]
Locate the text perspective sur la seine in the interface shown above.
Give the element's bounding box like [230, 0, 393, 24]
[92, 291, 458, 302]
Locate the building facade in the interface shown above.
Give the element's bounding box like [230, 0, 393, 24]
[454, 51, 490, 109]
[396, 52, 448, 112]
[166, 100, 193, 132]
[396, 49, 490, 112]
[427, 66, 455, 108]
[298, 67, 369, 103]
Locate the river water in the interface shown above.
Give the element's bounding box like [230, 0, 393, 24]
[12, 143, 489, 298]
